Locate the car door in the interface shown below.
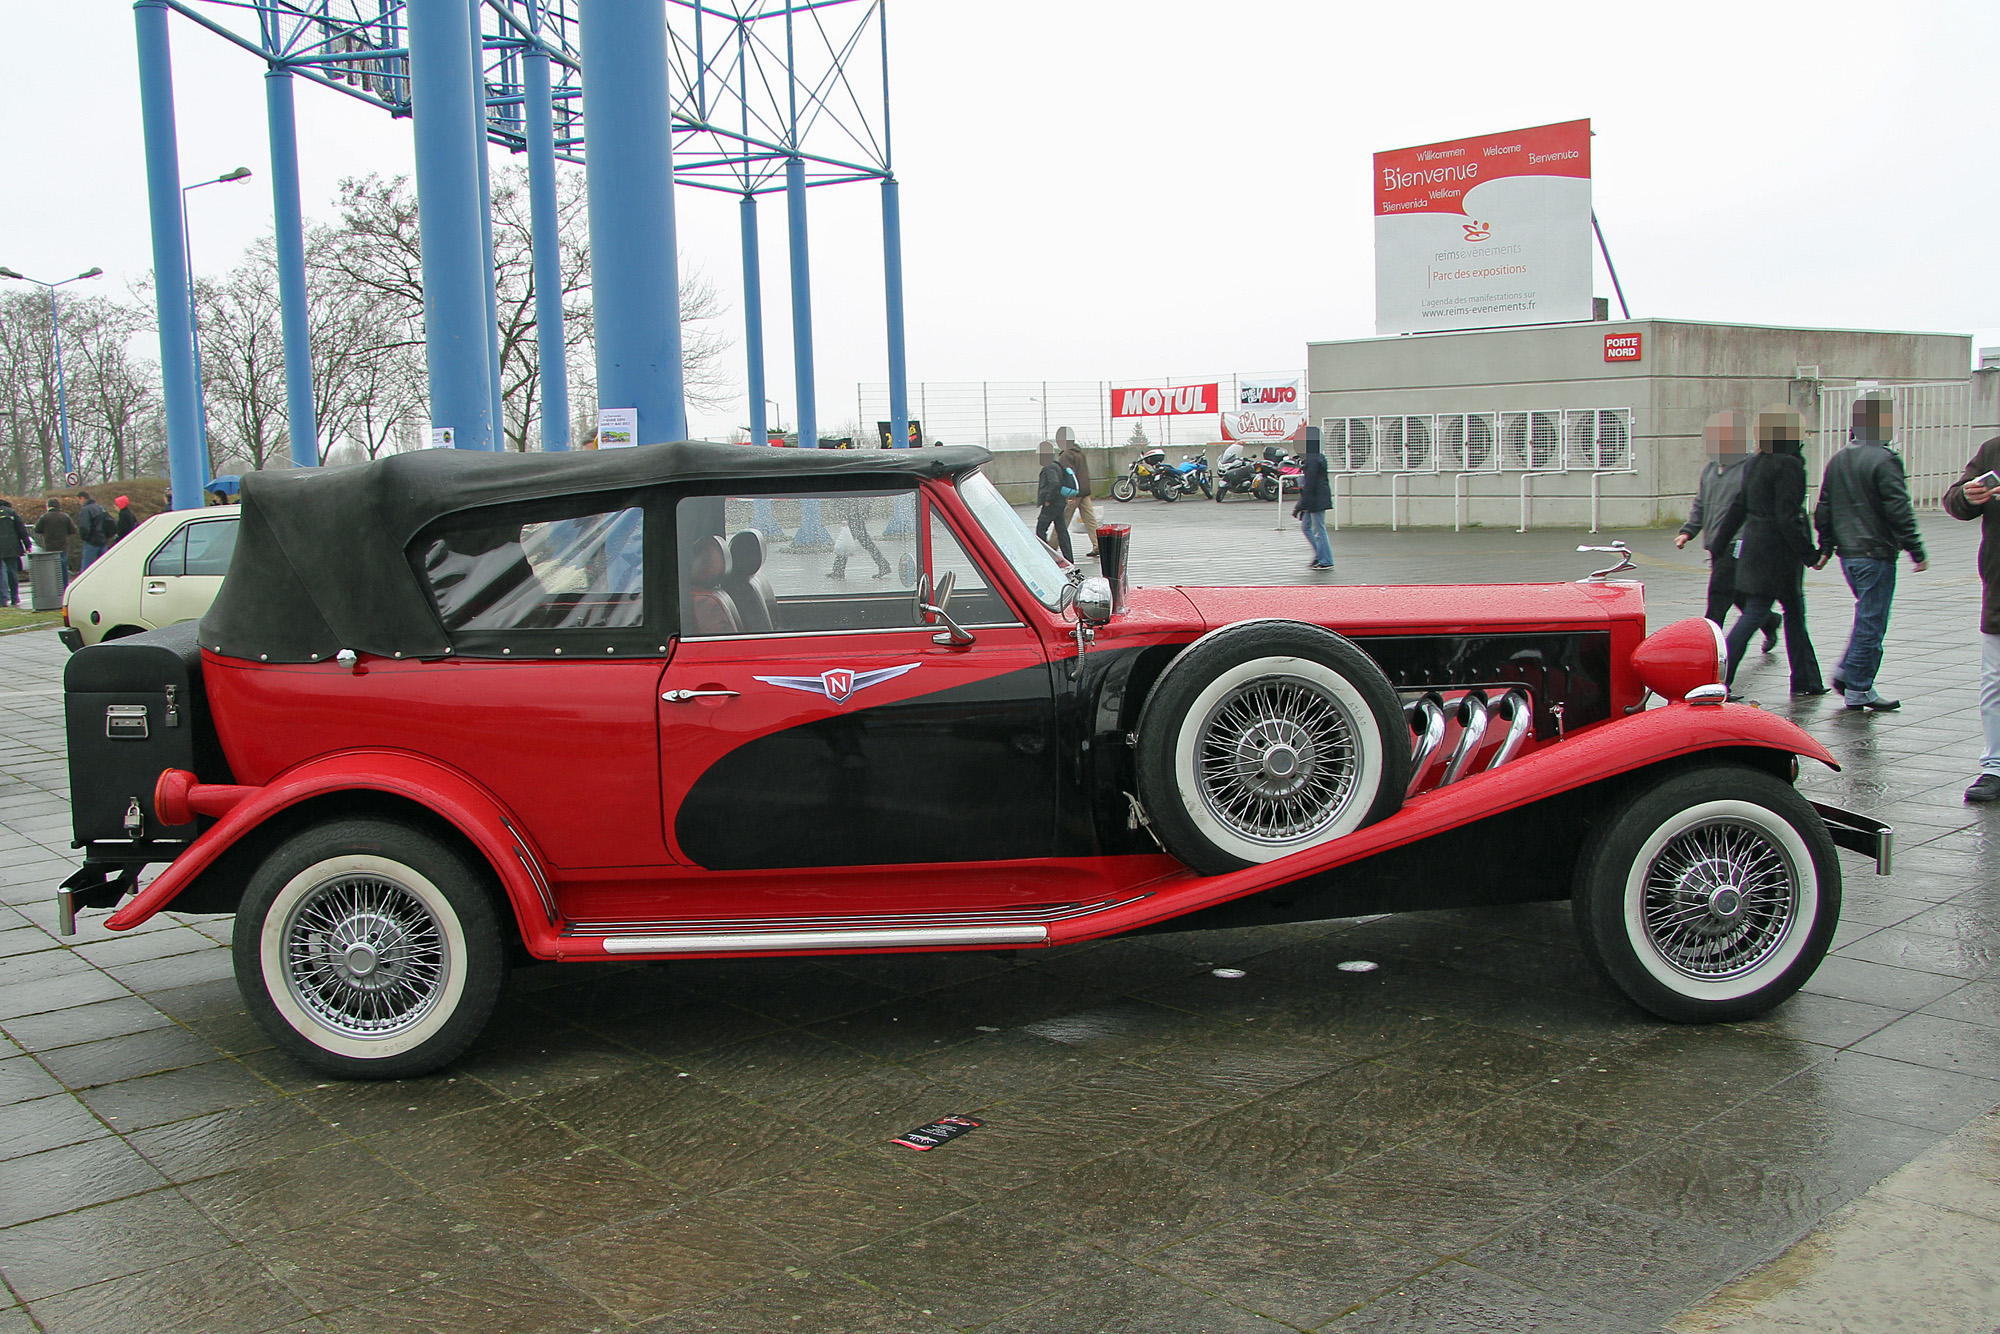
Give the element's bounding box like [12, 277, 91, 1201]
[657, 486, 1059, 890]
[139, 516, 238, 630]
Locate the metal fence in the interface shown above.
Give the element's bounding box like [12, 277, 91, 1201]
[1814, 381, 1972, 510]
[855, 373, 1305, 451]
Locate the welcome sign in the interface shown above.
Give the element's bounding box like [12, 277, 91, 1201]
[1373, 119, 1593, 336]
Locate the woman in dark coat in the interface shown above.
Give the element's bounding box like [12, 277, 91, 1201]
[1712, 406, 1828, 696]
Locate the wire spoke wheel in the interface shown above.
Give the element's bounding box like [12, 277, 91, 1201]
[282, 872, 450, 1040]
[1194, 674, 1360, 847]
[1640, 818, 1796, 981]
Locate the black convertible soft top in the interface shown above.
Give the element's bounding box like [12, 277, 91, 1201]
[199, 441, 992, 664]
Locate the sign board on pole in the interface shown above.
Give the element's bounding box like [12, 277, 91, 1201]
[1110, 384, 1219, 418]
[1374, 119, 1593, 335]
[427, 427, 453, 449]
[597, 407, 638, 449]
[1223, 377, 1306, 442]
[875, 419, 925, 449]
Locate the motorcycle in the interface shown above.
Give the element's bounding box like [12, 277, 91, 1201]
[1213, 444, 1298, 502]
[1167, 451, 1213, 499]
[1111, 446, 1172, 502]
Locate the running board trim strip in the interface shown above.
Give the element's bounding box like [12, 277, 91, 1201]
[600, 925, 1049, 954]
[566, 893, 1150, 938]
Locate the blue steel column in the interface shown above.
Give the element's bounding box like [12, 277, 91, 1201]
[741, 195, 766, 449]
[134, 1, 203, 508]
[470, 2, 503, 449]
[522, 2, 570, 449]
[408, 0, 494, 451]
[881, 177, 909, 448]
[265, 67, 319, 466]
[785, 155, 816, 451]
[578, 0, 687, 443]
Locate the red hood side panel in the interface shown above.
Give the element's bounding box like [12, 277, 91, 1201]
[1174, 580, 1645, 636]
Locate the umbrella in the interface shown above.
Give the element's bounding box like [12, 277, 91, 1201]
[204, 475, 242, 496]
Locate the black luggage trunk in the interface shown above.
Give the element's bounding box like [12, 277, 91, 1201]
[63, 622, 227, 862]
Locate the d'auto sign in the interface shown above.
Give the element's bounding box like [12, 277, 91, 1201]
[1111, 384, 1218, 418]
[1373, 118, 1593, 336]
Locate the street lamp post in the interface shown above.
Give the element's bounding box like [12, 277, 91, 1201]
[765, 398, 784, 439]
[0, 266, 104, 481]
[180, 167, 253, 466]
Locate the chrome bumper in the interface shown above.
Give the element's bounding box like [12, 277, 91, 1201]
[1810, 801, 1893, 876]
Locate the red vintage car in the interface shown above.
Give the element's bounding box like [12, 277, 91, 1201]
[58, 444, 1889, 1078]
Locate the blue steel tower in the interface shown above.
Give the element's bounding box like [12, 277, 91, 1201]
[133, 1, 906, 508]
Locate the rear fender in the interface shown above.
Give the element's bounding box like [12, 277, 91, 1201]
[105, 749, 561, 955]
[1054, 701, 1840, 941]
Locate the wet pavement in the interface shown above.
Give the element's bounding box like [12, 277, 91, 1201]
[0, 503, 1995, 1332]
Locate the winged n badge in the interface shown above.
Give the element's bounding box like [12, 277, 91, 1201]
[753, 662, 921, 704]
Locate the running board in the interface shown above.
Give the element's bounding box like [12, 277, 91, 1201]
[564, 894, 1150, 956]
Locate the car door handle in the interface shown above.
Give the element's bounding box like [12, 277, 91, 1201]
[146, 581, 167, 594]
[662, 689, 739, 702]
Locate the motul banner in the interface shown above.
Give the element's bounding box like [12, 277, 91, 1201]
[1374, 118, 1593, 335]
[1111, 383, 1218, 418]
[1224, 377, 1306, 442]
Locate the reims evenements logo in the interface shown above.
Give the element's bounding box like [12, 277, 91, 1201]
[1462, 220, 1492, 241]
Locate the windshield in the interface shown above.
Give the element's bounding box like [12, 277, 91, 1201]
[957, 471, 1067, 608]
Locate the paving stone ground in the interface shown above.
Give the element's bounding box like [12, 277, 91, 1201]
[0, 501, 1994, 1333]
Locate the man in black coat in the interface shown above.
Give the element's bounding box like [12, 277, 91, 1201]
[1711, 407, 1827, 699]
[1943, 436, 2000, 801]
[1815, 391, 1927, 711]
[1033, 442, 1074, 562]
[0, 501, 30, 607]
[1678, 410, 1780, 646]
[1293, 426, 1334, 571]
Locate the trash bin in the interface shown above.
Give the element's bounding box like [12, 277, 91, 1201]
[28, 549, 63, 612]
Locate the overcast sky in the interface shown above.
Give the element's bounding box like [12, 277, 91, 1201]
[7, 1, 1997, 444]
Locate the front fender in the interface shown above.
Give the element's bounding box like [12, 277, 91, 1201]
[105, 749, 561, 955]
[1053, 700, 1839, 941]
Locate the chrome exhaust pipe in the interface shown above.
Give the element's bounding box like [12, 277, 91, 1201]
[1441, 690, 1490, 785]
[1406, 692, 1447, 792]
[1485, 688, 1533, 771]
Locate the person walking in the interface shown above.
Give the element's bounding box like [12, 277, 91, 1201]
[1943, 433, 2000, 802]
[111, 495, 138, 546]
[1295, 426, 1334, 571]
[32, 499, 75, 587]
[0, 501, 30, 607]
[1815, 390, 1927, 712]
[1034, 441, 1075, 562]
[1677, 410, 1780, 647]
[1711, 406, 1827, 698]
[826, 496, 892, 580]
[1056, 427, 1099, 558]
[75, 493, 112, 571]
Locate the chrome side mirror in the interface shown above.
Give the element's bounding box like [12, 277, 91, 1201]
[1074, 576, 1114, 627]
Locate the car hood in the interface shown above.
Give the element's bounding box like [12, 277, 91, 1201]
[1173, 579, 1645, 637]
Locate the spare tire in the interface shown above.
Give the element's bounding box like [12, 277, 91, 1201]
[1136, 621, 1409, 875]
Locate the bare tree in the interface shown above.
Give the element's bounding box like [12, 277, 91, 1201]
[0, 287, 161, 489]
[194, 243, 290, 474]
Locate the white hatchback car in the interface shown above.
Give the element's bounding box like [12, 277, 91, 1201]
[58, 509, 240, 650]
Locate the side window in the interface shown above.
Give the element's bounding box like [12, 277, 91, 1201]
[419, 505, 644, 632]
[146, 527, 187, 577]
[182, 520, 239, 577]
[677, 491, 922, 637]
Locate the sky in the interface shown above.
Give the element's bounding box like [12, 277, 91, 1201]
[6, 1, 1997, 445]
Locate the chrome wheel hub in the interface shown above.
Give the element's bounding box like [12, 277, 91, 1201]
[283, 876, 448, 1039]
[1197, 677, 1359, 845]
[1643, 821, 1796, 979]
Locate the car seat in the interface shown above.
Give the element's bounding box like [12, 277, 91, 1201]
[684, 535, 743, 635]
[724, 530, 778, 633]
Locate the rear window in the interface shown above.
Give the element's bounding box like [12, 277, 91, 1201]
[145, 519, 238, 577]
